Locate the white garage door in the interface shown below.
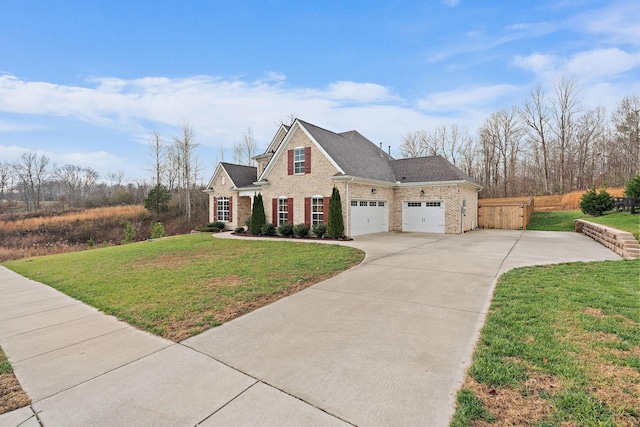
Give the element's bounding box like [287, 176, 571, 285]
[402, 201, 445, 233]
[350, 200, 388, 236]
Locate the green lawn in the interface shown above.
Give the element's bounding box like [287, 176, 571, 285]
[451, 259, 640, 426]
[529, 210, 640, 240]
[3, 234, 364, 341]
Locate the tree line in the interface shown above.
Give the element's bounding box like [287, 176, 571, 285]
[399, 78, 639, 198]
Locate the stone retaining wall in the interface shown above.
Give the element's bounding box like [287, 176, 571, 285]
[575, 220, 640, 259]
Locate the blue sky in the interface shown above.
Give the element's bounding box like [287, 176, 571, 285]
[1, 0, 638, 183]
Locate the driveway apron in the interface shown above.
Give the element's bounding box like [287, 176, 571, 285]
[0, 230, 621, 427]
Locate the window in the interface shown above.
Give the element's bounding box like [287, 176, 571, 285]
[369, 201, 378, 207]
[407, 202, 422, 207]
[359, 201, 368, 206]
[217, 197, 229, 221]
[294, 147, 305, 174]
[278, 198, 288, 225]
[351, 200, 358, 206]
[378, 201, 385, 207]
[425, 201, 442, 207]
[311, 197, 324, 225]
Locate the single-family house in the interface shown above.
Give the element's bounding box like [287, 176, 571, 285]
[204, 119, 482, 236]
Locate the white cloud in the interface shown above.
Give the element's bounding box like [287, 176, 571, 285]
[417, 84, 520, 112]
[442, 0, 459, 7]
[573, 0, 640, 45]
[513, 48, 640, 83]
[566, 48, 640, 79]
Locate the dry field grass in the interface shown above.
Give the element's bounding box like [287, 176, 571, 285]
[0, 205, 151, 261]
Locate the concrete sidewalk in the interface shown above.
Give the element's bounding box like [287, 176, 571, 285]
[0, 230, 621, 426]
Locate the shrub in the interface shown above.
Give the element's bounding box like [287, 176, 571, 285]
[293, 223, 310, 238]
[327, 187, 345, 238]
[207, 221, 226, 230]
[278, 223, 294, 237]
[312, 223, 327, 238]
[234, 226, 246, 234]
[249, 194, 266, 235]
[151, 222, 166, 238]
[87, 238, 95, 248]
[580, 186, 615, 216]
[144, 184, 171, 217]
[123, 221, 135, 243]
[261, 223, 276, 236]
[624, 174, 640, 198]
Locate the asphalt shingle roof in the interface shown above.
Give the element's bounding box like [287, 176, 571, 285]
[298, 120, 396, 182]
[389, 155, 479, 184]
[221, 162, 258, 188]
[298, 120, 477, 185]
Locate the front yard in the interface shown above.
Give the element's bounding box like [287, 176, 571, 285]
[3, 234, 364, 341]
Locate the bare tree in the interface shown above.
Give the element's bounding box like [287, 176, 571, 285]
[174, 121, 198, 222]
[0, 161, 13, 201]
[276, 113, 298, 127]
[520, 85, 553, 194]
[13, 152, 50, 210]
[552, 76, 581, 193]
[611, 95, 640, 181]
[107, 170, 126, 189]
[399, 130, 428, 158]
[148, 130, 165, 188]
[573, 107, 605, 189]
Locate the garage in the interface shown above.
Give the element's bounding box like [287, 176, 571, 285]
[350, 200, 389, 236]
[402, 201, 445, 233]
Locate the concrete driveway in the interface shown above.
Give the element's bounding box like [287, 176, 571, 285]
[0, 230, 621, 427]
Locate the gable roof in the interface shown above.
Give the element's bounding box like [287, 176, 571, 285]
[255, 119, 479, 188]
[298, 120, 396, 182]
[220, 162, 257, 188]
[389, 155, 479, 184]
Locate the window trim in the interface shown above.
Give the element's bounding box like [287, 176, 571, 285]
[217, 196, 230, 221]
[311, 196, 324, 226]
[278, 197, 289, 226]
[293, 147, 305, 174]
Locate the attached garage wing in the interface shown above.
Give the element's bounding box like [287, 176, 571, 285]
[402, 201, 445, 233]
[350, 200, 389, 236]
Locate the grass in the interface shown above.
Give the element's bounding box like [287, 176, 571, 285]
[528, 210, 640, 240]
[451, 259, 640, 426]
[3, 234, 364, 341]
[0, 346, 30, 414]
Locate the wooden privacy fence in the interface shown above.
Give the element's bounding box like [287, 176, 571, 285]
[478, 197, 534, 230]
[614, 197, 639, 214]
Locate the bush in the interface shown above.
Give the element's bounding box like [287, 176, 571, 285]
[312, 223, 327, 238]
[293, 223, 310, 238]
[234, 226, 245, 234]
[261, 223, 276, 236]
[327, 187, 345, 238]
[123, 221, 135, 243]
[278, 223, 294, 237]
[207, 221, 226, 230]
[580, 186, 615, 216]
[151, 222, 166, 239]
[249, 194, 266, 235]
[624, 175, 640, 198]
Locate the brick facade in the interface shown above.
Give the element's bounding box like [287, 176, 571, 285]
[205, 122, 480, 235]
